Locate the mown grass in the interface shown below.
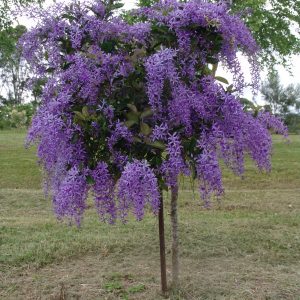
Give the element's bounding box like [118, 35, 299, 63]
[0, 129, 41, 189]
[0, 129, 300, 299]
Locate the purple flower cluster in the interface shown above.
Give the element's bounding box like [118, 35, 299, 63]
[21, 0, 287, 225]
[151, 123, 169, 141]
[92, 162, 116, 224]
[138, 0, 260, 91]
[196, 150, 223, 206]
[258, 112, 289, 138]
[53, 167, 88, 226]
[145, 48, 179, 114]
[161, 134, 190, 187]
[108, 121, 133, 152]
[118, 160, 160, 221]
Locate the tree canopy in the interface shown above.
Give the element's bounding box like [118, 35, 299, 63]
[261, 70, 300, 115]
[230, 0, 300, 67]
[0, 0, 43, 29]
[0, 25, 29, 104]
[21, 0, 287, 225]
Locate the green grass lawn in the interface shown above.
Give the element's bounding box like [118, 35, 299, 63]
[0, 130, 300, 299]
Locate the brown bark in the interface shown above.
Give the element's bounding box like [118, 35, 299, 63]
[158, 191, 168, 297]
[170, 183, 179, 288]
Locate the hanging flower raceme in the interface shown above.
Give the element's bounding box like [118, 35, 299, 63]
[118, 160, 161, 221]
[53, 167, 88, 226]
[21, 0, 287, 225]
[92, 162, 116, 224]
[161, 133, 190, 187]
[258, 112, 289, 138]
[145, 48, 179, 115]
[196, 150, 223, 206]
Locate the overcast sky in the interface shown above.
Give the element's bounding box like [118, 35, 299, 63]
[17, 0, 300, 104]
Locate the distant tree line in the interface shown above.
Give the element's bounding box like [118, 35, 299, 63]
[0, 24, 39, 129]
[0, 0, 44, 107]
[0, 0, 43, 129]
[261, 70, 300, 133]
[0, 25, 29, 105]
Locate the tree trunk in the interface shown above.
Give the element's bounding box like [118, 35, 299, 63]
[158, 191, 168, 297]
[170, 183, 179, 289]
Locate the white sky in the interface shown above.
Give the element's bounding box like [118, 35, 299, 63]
[16, 0, 300, 104]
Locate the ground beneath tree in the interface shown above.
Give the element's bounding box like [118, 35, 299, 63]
[2, 252, 300, 299]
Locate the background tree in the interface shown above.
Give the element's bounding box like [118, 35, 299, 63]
[0, 0, 44, 29]
[21, 0, 287, 295]
[0, 25, 30, 104]
[261, 70, 300, 115]
[223, 0, 300, 68]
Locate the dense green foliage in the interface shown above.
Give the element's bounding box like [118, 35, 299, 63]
[0, 102, 37, 129]
[284, 113, 300, 133]
[0, 25, 25, 61]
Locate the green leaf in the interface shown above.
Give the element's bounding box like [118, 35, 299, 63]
[112, 3, 124, 10]
[147, 141, 166, 150]
[86, 175, 95, 185]
[140, 122, 152, 136]
[215, 76, 229, 85]
[124, 120, 137, 128]
[61, 13, 77, 21]
[100, 39, 118, 53]
[71, 133, 79, 144]
[133, 137, 142, 143]
[129, 48, 147, 64]
[158, 177, 168, 191]
[227, 84, 234, 92]
[126, 112, 139, 123]
[239, 98, 256, 109]
[74, 111, 85, 120]
[127, 103, 138, 113]
[82, 106, 89, 117]
[140, 108, 153, 119]
[46, 67, 55, 73]
[206, 57, 219, 64]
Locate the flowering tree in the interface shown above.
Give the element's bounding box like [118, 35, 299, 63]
[20, 0, 287, 294]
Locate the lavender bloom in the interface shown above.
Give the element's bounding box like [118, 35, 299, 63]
[92, 162, 116, 224]
[139, 0, 260, 92]
[118, 160, 160, 221]
[108, 121, 133, 152]
[151, 123, 169, 141]
[53, 167, 88, 226]
[145, 48, 179, 114]
[97, 100, 114, 123]
[196, 150, 224, 206]
[258, 112, 289, 138]
[161, 133, 190, 187]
